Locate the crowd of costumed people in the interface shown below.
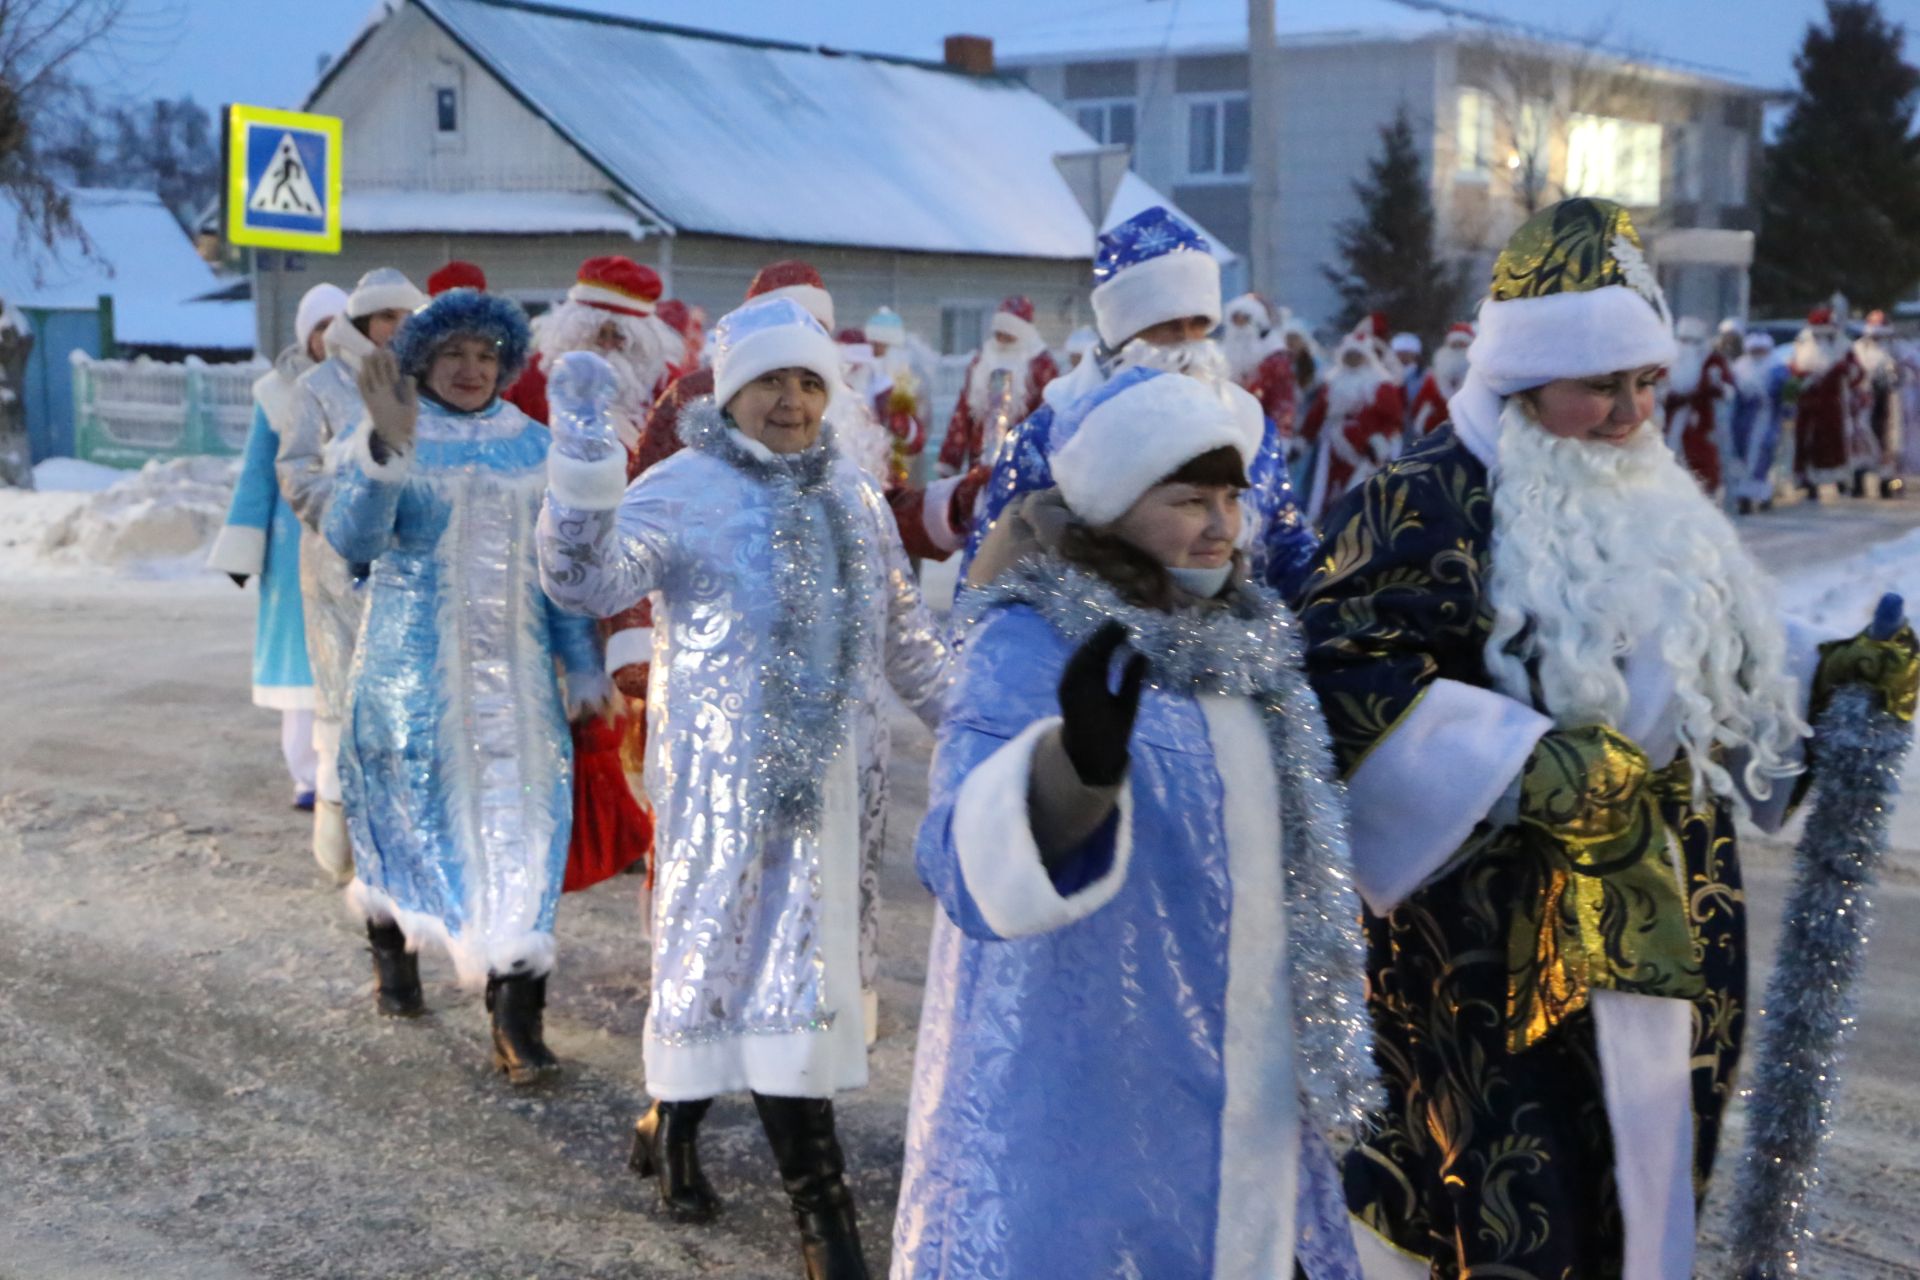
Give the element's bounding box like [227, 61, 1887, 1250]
[204, 198, 1920, 1280]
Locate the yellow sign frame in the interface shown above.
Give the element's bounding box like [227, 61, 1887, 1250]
[226, 104, 343, 254]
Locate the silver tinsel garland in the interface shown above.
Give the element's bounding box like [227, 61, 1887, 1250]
[1727, 682, 1913, 1277]
[959, 557, 1384, 1143]
[680, 399, 877, 833]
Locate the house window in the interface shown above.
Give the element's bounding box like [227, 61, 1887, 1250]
[1456, 87, 1492, 174]
[1566, 114, 1662, 207]
[1726, 133, 1750, 205]
[1075, 100, 1137, 150]
[1184, 94, 1250, 179]
[435, 87, 458, 133]
[940, 304, 987, 356]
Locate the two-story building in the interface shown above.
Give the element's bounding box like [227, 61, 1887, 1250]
[998, 0, 1771, 329]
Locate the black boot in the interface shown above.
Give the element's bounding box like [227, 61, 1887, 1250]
[1737, 497, 1755, 516]
[629, 1099, 721, 1222]
[752, 1093, 869, 1280]
[1853, 469, 1871, 498]
[367, 920, 424, 1017]
[486, 972, 560, 1086]
[1804, 482, 1821, 503]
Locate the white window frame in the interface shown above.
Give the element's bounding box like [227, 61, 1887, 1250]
[1455, 86, 1493, 180]
[1073, 98, 1137, 151]
[1181, 92, 1251, 182]
[1566, 113, 1662, 207]
[939, 301, 992, 357]
[430, 60, 465, 154]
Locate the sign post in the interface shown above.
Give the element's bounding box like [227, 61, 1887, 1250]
[225, 104, 343, 254]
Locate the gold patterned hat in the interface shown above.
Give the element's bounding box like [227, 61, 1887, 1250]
[1468, 198, 1677, 395]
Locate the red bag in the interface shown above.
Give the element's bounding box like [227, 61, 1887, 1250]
[563, 712, 653, 893]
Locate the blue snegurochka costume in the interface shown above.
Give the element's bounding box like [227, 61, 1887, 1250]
[326, 291, 605, 985]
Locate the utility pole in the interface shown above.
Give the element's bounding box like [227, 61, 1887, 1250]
[1247, 0, 1281, 300]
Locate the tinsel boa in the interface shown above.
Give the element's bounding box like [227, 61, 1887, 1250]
[958, 556, 1384, 1144]
[680, 398, 877, 832]
[1728, 683, 1913, 1277]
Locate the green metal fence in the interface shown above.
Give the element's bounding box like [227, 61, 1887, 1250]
[71, 352, 267, 469]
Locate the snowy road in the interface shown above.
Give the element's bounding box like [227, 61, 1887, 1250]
[6, 496, 1920, 1278]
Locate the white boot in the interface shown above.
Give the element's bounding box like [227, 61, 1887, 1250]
[312, 800, 354, 886]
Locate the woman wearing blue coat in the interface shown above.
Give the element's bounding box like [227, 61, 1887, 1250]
[206, 283, 349, 810]
[894, 368, 1378, 1279]
[326, 289, 608, 1084]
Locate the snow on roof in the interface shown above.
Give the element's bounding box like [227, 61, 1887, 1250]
[401, 0, 1119, 258]
[0, 189, 254, 350]
[342, 189, 655, 237]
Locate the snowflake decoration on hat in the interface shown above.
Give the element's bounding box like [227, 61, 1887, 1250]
[1094, 206, 1211, 284]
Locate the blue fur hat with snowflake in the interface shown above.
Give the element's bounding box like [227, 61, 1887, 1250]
[1090, 206, 1222, 348]
[391, 288, 533, 394]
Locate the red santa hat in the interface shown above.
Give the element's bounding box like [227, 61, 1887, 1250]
[568, 256, 662, 317]
[427, 260, 487, 296]
[747, 260, 835, 331]
[1444, 321, 1475, 345]
[835, 327, 867, 345]
[655, 298, 694, 338]
[1365, 312, 1391, 341]
[1224, 293, 1273, 329]
[1808, 306, 1835, 327]
[989, 295, 1042, 348]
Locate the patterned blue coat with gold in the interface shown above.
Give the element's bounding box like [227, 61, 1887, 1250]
[1295, 425, 1752, 1279]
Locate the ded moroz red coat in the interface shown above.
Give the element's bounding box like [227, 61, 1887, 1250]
[1664, 350, 1736, 494]
[1300, 377, 1406, 520]
[940, 349, 1058, 474]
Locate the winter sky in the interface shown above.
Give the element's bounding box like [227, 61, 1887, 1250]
[92, 0, 1893, 112]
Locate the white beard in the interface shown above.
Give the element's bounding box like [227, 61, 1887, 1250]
[1483, 400, 1806, 815]
[1113, 336, 1231, 386]
[1792, 330, 1849, 380]
[1667, 342, 1708, 396]
[965, 337, 1044, 416]
[1732, 354, 1772, 399]
[1221, 323, 1276, 383]
[1322, 363, 1386, 424]
[1855, 336, 1895, 377]
[1432, 345, 1470, 398]
[536, 303, 677, 437]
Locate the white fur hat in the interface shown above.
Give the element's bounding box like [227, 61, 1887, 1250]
[1049, 367, 1263, 526]
[347, 268, 427, 320]
[1467, 198, 1675, 395]
[711, 296, 842, 410]
[295, 283, 349, 349]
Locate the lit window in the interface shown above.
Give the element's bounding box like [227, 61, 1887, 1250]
[1566, 114, 1662, 207]
[1456, 87, 1492, 173]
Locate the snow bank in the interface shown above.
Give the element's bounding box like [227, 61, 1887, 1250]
[1779, 527, 1920, 636]
[33, 456, 126, 493]
[1, 455, 237, 578]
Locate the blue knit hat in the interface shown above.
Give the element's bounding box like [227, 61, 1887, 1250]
[390, 289, 533, 393]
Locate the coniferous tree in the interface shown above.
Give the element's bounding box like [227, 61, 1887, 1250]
[1753, 0, 1920, 313]
[1322, 106, 1467, 347]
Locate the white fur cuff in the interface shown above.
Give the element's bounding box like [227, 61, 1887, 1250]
[1344, 679, 1551, 914]
[206, 523, 267, 576]
[1091, 248, 1221, 347]
[347, 424, 412, 484]
[605, 626, 652, 673]
[920, 474, 966, 554]
[952, 717, 1134, 938]
[546, 449, 629, 510]
[564, 666, 614, 718]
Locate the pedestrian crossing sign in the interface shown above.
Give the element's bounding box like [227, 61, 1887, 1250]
[226, 104, 342, 253]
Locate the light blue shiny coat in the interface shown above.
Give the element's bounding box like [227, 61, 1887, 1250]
[326, 397, 601, 981]
[896, 598, 1362, 1280]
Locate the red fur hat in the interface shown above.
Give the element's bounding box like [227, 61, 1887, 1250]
[427, 260, 487, 296]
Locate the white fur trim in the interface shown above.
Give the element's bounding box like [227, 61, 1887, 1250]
[990, 311, 1042, 349]
[546, 448, 629, 510]
[604, 626, 652, 672]
[563, 665, 613, 719]
[1470, 284, 1678, 395]
[347, 878, 558, 988]
[919, 473, 966, 554]
[1051, 374, 1263, 527]
[714, 319, 842, 411]
[951, 717, 1134, 938]
[1091, 248, 1222, 347]
[1352, 1223, 1430, 1279]
[313, 799, 354, 885]
[206, 523, 267, 577]
[1200, 696, 1301, 1280]
[568, 281, 657, 314]
[348, 279, 427, 319]
[753, 282, 834, 331]
[1344, 678, 1551, 914]
[346, 422, 412, 484]
[323, 313, 376, 372]
[254, 684, 316, 711]
[1592, 990, 1697, 1280]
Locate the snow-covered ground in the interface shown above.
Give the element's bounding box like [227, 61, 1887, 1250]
[2, 486, 1920, 1276]
[0, 455, 237, 580]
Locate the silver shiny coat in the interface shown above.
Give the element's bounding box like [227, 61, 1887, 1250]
[538, 399, 951, 1059]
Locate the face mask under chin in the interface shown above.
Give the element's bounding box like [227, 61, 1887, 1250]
[1166, 562, 1232, 598]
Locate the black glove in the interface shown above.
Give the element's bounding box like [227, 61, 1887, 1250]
[1057, 621, 1148, 787]
[228, 573, 248, 589]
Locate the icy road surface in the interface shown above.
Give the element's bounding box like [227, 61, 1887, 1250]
[4, 494, 1920, 1278]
